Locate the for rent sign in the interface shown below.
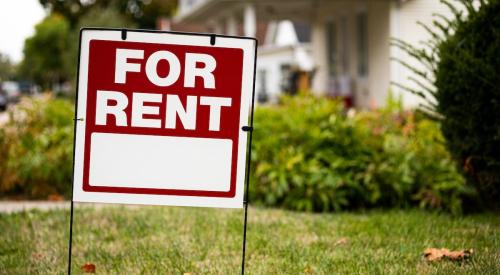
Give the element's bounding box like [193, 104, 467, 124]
[72, 29, 256, 208]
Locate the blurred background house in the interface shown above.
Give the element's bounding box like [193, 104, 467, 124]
[171, 0, 450, 109]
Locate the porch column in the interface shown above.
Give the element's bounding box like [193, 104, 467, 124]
[311, 20, 328, 95]
[226, 14, 238, 36]
[243, 3, 257, 37]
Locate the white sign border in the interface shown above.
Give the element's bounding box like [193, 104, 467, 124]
[72, 28, 257, 209]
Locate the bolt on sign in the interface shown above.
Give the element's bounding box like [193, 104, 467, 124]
[72, 29, 257, 208]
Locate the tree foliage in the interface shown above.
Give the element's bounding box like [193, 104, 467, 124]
[20, 14, 70, 90]
[23, 0, 176, 90]
[39, 0, 176, 29]
[392, 0, 500, 209]
[0, 53, 16, 82]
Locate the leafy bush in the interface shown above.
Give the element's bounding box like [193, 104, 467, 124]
[393, 0, 500, 209]
[436, 0, 500, 209]
[0, 95, 74, 199]
[250, 95, 472, 214]
[0, 94, 473, 213]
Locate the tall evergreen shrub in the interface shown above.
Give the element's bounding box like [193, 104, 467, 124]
[393, 0, 500, 209]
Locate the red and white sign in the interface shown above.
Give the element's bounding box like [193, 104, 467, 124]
[72, 29, 256, 208]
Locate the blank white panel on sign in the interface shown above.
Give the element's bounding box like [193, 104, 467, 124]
[89, 133, 232, 191]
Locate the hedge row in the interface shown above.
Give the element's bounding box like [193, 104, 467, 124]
[249, 96, 474, 214]
[0, 95, 74, 199]
[0, 95, 475, 213]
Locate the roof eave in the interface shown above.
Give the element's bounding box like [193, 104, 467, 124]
[174, 0, 237, 24]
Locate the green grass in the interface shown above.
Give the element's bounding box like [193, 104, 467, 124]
[0, 206, 498, 274]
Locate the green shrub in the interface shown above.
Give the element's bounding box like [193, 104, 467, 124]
[435, 0, 500, 209]
[393, 0, 500, 209]
[0, 95, 74, 199]
[0, 94, 473, 213]
[250, 95, 472, 214]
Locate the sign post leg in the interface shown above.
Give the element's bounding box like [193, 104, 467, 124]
[67, 200, 74, 274]
[241, 200, 249, 275]
[241, 126, 254, 275]
[241, 41, 257, 275]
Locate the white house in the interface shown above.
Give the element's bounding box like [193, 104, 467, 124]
[255, 20, 313, 103]
[174, 0, 453, 108]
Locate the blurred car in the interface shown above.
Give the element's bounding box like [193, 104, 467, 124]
[18, 80, 40, 95]
[0, 88, 7, 111]
[2, 81, 21, 103]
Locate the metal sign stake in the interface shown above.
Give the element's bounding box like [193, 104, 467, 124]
[241, 38, 257, 274]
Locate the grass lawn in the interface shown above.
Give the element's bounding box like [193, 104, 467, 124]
[0, 205, 498, 274]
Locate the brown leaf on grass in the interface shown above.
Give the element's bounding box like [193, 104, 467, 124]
[31, 252, 43, 260]
[424, 248, 473, 262]
[81, 263, 96, 273]
[334, 237, 348, 246]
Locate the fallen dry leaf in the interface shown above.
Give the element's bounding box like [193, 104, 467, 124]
[81, 262, 96, 273]
[424, 248, 473, 262]
[334, 237, 348, 246]
[31, 252, 43, 260]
